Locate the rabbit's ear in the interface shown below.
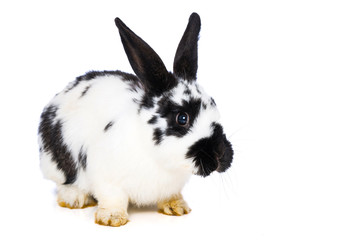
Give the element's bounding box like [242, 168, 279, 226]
[173, 13, 201, 81]
[115, 18, 176, 96]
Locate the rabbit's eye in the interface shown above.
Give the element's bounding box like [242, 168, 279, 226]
[176, 112, 190, 126]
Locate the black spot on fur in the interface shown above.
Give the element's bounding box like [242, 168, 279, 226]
[66, 70, 141, 93]
[195, 84, 201, 94]
[186, 123, 233, 177]
[80, 85, 91, 98]
[153, 128, 164, 145]
[202, 102, 207, 110]
[78, 146, 87, 169]
[210, 97, 216, 106]
[184, 87, 191, 96]
[157, 96, 201, 137]
[104, 121, 114, 131]
[78, 70, 139, 82]
[148, 116, 158, 125]
[140, 93, 155, 109]
[38, 105, 77, 184]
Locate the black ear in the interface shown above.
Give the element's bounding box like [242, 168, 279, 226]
[115, 17, 176, 96]
[173, 13, 201, 81]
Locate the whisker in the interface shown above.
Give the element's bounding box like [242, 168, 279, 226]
[199, 149, 217, 162]
[228, 128, 242, 139]
[198, 158, 206, 176]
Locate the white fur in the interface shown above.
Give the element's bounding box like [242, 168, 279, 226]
[39, 150, 65, 184]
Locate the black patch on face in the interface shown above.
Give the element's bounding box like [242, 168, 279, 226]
[216, 136, 233, 173]
[38, 105, 78, 184]
[210, 97, 216, 106]
[153, 128, 164, 145]
[148, 116, 158, 125]
[78, 146, 87, 169]
[186, 123, 233, 177]
[157, 96, 201, 138]
[104, 121, 114, 131]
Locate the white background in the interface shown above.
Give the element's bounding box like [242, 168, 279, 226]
[1, 0, 359, 239]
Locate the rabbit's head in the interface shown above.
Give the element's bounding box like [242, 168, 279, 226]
[115, 13, 233, 177]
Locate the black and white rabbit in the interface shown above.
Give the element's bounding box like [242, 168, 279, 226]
[38, 13, 233, 227]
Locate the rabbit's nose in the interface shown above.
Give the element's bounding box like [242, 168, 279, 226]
[214, 141, 225, 160]
[214, 149, 225, 162]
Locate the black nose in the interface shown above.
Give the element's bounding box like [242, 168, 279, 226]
[216, 135, 233, 173]
[214, 140, 226, 160]
[215, 152, 224, 161]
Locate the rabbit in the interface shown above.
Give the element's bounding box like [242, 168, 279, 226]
[38, 12, 233, 227]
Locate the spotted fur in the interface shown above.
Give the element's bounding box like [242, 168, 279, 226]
[38, 13, 233, 227]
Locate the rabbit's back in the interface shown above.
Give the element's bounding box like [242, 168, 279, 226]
[38, 71, 143, 185]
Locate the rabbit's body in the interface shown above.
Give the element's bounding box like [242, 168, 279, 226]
[39, 13, 233, 226]
[40, 71, 194, 206]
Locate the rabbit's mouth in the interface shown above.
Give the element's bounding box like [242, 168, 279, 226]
[186, 123, 233, 177]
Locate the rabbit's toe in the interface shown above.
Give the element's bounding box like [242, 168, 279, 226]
[158, 194, 191, 216]
[57, 185, 97, 209]
[95, 208, 128, 227]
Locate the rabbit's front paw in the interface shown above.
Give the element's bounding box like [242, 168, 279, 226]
[57, 185, 97, 209]
[95, 208, 128, 227]
[158, 194, 191, 216]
